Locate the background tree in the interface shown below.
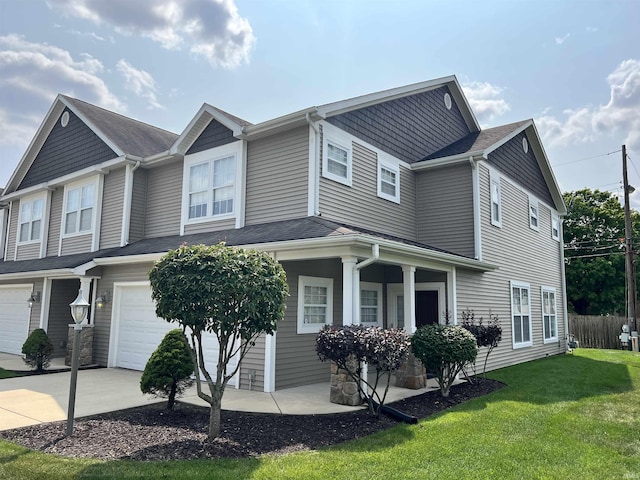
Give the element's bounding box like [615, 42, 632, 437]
[149, 243, 288, 439]
[22, 328, 54, 372]
[140, 329, 194, 410]
[563, 189, 640, 315]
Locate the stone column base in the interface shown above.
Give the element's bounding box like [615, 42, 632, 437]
[329, 357, 362, 406]
[65, 324, 94, 366]
[395, 352, 426, 389]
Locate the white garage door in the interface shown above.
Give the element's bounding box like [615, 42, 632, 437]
[0, 285, 33, 355]
[111, 283, 237, 385]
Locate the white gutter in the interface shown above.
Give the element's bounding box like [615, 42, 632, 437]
[242, 107, 323, 138]
[412, 151, 484, 171]
[355, 243, 380, 270]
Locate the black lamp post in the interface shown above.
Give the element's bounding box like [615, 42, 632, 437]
[66, 289, 89, 437]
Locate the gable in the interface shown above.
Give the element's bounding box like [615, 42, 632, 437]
[487, 132, 554, 206]
[186, 119, 237, 155]
[326, 86, 471, 164]
[18, 108, 117, 189]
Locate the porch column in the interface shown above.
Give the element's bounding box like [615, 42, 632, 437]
[342, 256, 358, 325]
[402, 265, 416, 334]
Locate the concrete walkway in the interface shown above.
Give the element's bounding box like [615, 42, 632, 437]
[0, 353, 436, 431]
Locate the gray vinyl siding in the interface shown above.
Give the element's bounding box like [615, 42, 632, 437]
[455, 163, 565, 372]
[187, 119, 237, 155]
[144, 161, 182, 238]
[183, 218, 236, 234]
[60, 234, 92, 256]
[275, 259, 343, 390]
[416, 163, 475, 257]
[129, 169, 148, 243]
[47, 279, 79, 358]
[19, 109, 117, 189]
[99, 167, 125, 249]
[16, 243, 40, 261]
[237, 334, 265, 391]
[5, 201, 19, 261]
[319, 140, 417, 240]
[245, 127, 309, 225]
[46, 189, 63, 257]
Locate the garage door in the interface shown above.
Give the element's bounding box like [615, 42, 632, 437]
[111, 283, 237, 385]
[0, 285, 33, 355]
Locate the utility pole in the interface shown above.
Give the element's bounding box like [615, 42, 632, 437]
[622, 144, 638, 332]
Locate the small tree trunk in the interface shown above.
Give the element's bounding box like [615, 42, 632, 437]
[208, 389, 223, 439]
[167, 380, 177, 410]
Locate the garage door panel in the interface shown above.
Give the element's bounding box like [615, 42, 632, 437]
[0, 286, 32, 355]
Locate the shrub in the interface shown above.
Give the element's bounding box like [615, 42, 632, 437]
[22, 328, 54, 372]
[461, 309, 502, 381]
[316, 325, 410, 416]
[411, 324, 477, 397]
[140, 329, 194, 410]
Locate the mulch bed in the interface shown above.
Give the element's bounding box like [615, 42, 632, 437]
[0, 379, 504, 461]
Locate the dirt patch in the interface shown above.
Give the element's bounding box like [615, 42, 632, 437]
[1, 379, 503, 460]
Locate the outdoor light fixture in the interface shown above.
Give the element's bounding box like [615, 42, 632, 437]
[67, 289, 90, 437]
[27, 291, 41, 309]
[95, 291, 110, 309]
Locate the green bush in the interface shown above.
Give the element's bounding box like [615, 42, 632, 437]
[140, 329, 194, 410]
[22, 328, 54, 372]
[411, 324, 478, 397]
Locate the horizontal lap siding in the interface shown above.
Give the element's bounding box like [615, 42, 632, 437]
[456, 164, 565, 372]
[319, 141, 417, 240]
[60, 234, 92, 256]
[275, 259, 343, 390]
[245, 127, 309, 225]
[16, 243, 40, 261]
[129, 169, 147, 243]
[144, 161, 182, 238]
[183, 218, 235, 235]
[99, 167, 125, 249]
[47, 279, 78, 357]
[416, 164, 474, 257]
[47, 189, 63, 257]
[238, 334, 265, 391]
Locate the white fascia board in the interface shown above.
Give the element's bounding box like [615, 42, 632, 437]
[242, 107, 322, 139]
[528, 122, 567, 215]
[0, 268, 77, 281]
[411, 152, 484, 171]
[91, 253, 165, 266]
[448, 76, 481, 132]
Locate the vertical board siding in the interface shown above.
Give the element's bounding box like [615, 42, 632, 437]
[187, 119, 237, 155]
[47, 189, 63, 257]
[183, 218, 236, 235]
[245, 127, 309, 225]
[237, 334, 265, 391]
[144, 161, 182, 238]
[416, 163, 474, 257]
[16, 243, 40, 261]
[47, 279, 79, 358]
[6, 201, 19, 260]
[99, 167, 125, 249]
[129, 169, 148, 243]
[455, 164, 565, 372]
[319, 141, 417, 241]
[275, 259, 343, 390]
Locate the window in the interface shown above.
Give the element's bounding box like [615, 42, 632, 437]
[297, 276, 333, 334]
[64, 183, 95, 235]
[322, 126, 352, 186]
[551, 213, 560, 241]
[360, 282, 383, 326]
[542, 287, 558, 343]
[510, 281, 532, 348]
[490, 173, 502, 227]
[377, 159, 400, 203]
[18, 197, 44, 242]
[188, 155, 235, 220]
[529, 197, 539, 231]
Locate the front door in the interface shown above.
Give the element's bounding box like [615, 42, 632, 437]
[415, 290, 439, 328]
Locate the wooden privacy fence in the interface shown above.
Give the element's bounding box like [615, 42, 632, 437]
[568, 314, 627, 349]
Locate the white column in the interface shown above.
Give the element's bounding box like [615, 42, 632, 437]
[402, 265, 416, 333]
[342, 256, 357, 325]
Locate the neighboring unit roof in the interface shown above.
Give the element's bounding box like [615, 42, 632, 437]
[206, 105, 253, 128]
[0, 248, 119, 276]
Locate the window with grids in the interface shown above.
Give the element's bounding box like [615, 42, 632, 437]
[490, 175, 502, 227]
[360, 283, 382, 326]
[551, 213, 560, 240]
[322, 129, 352, 186]
[18, 197, 44, 242]
[378, 159, 400, 203]
[511, 281, 532, 348]
[542, 287, 558, 342]
[188, 155, 235, 220]
[297, 276, 333, 334]
[529, 197, 539, 230]
[64, 183, 94, 235]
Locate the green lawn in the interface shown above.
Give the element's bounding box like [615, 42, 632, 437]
[0, 368, 22, 379]
[1, 349, 639, 479]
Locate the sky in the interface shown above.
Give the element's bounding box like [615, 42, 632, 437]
[0, 0, 639, 207]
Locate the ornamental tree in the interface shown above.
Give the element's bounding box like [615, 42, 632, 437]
[22, 328, 54, 372]
[149, 243, 288, 439]
[460, 309, 502, 381]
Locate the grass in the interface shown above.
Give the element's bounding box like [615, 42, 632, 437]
[1, 349, 639, 479]
[0, 368, 22, 379]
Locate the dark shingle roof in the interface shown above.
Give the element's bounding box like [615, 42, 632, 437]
[61, 96, 179, 157]
[0, 248, 119, 275]
[423, 120, 530, 160]
[206, 105, 253, 128]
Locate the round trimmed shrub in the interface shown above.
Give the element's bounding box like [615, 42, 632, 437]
[22, 328, 54, 372]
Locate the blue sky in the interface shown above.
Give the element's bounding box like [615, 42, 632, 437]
[1, 0, 639, 205]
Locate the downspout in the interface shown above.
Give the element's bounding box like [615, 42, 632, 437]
[305, 112, 321, 216]
[559, 217, 570, 351]
[120, 160, 141, 246]
[470, 155, 482, 261]
[355, 243, 380, 271]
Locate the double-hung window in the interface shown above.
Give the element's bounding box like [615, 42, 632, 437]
[188, 155, 235, 220]
[490, 172, 502, 227]
[529, 197, 539, 231]
[542, 287, 558, 343]
[377, 158, 400, 203]
[510, 281, 532, 348]
[64, 183, 95, 235]
[322, 126, 352, 186]
[18, 197, 44, 242]
[297, 276, 333, 334]
[360, 282, 383, 326]
[551, 213, 560, 241]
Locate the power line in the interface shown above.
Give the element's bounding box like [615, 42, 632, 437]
[565, 251, 625, 259]
[553, 149, 622, 168]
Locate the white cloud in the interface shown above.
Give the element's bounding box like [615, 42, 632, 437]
[116, 59, 163, 110]
[0, 34, 123, 148]
[48, 0, 255, 69]
[555, 33, 570, 45]
[462, 81, 510, 125]
[536, 59, 640, 153]
[586, 26, 599, 33]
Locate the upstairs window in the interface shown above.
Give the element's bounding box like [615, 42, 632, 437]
[529, 197, 539, 231]
[551, 213, 560, 241]
[511, 281, 532, 348]
[64, 183, 95, 235]
[188, 155, 235, 220]
[377, 159, 400, 203]
[322, 126, 352, 186]
[542, 287, 558, 343]
[18, 197, 44, 242]
[490, 173, 502, 227]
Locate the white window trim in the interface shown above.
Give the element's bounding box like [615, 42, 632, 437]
[386, 284, 405, 329]
[551, 212, 560, 241]
[377, 156, 400, 204]
[360, 281, 383, 327]
[61, 176, 100, 239]
[181, 141, 243, 232]
[529, 196, 539, 231]
[541, 286, 558, 344]
[297, 275, 334, 334]
[510, 280, 533, 349]
[490, 171, 502, 228]
[322, 124, 352, 187]
[16, 193, 46, 245]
